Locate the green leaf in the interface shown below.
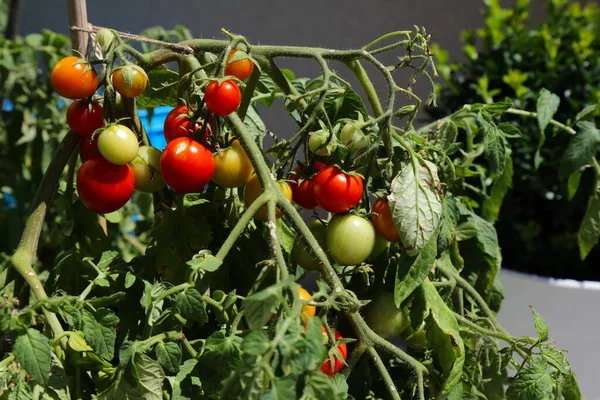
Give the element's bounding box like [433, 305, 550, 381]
[575, 104, 599, 123]
[304, 371, 336, 399]
[13, 329, 51, 386]
[562, 372, 582, 400]
[137, 69, 178, 108]
[127, 352, 165, 399]
[243, 285, 282, 331]
[541, 347, 568, 375]
[176, 289, 208, 323]
[6, 375, 32, 400]
[389, 159, 442, 255]
[439, 120, 458, 150]
[242, 330, 270, 356]
[423, 279, 464, 397]
[567, 171, 582, 201]
[536, 88, 560, 133]
[186, 252, 222, 274]
[559, 121, 600, 180]
[276, 219, 295, 254]
[82, 308, 119, 360]
[497, 122, 522, 138]
[578, 186, 600, 260]
[394, 231, 438, 307]
[483, 125, 506, 175]
[104, 209, 124, 223]
[68, 331, 93, 352]
[454, 221, 478, 241]
[97, 250, 119, 270]
[530, 306, 549, 341]
[199, 332, 243, 394]
[506, 360, 555, 400]
[483, 154, 513, 221]
[263, 378, 297, 400]
[243, 105, 267, 148]
[155, 342, 181, 375]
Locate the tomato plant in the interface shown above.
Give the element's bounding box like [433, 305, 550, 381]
[111, 65, 149, 98]
[76, 157, 135, 213]
[97, 124, 140, 165]
[225, 48, 254, 81]
[2, 18, 582, 400]
[163, 104, 214, 143]
[160, 137, 214, 193]
[66, 100, 104, 137]
[313, 165, 363, 213]
[50, 55, 98, 99]
[130, 146, 166, 193]
[211, 140, 254, 188]
[204, 80, 242, 116]
[326, 214, 375, 265]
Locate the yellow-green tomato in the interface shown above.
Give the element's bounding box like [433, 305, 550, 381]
[326, 214, 375, 265]
[130, 146, 165, 193]
[211, 140, 254, 188]
[308, 129, 336, 156]
[366, 292, 409, 339]
[292, 219, 327, 271]
[340, 123, 367, 151]
[97, 124, 139, 165]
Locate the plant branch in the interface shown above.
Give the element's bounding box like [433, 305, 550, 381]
[366, 346, 401, 400]
[505, 108, 576, 135]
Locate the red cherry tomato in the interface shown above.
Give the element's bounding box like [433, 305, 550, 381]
[163, 105, 214, 143]
[204, 80, 241, 116]
[50, 56, 98, 99]
[290, 161, 325, 209]
[79, 135, 102, 162]
[371, 198, 400, 243]
[225, 49, 254, 81]
[320, 326, 347, 377]
[77, 158, 135, 214]
[313, 165, 363, 213]
[160, 137, 215, 193]
[66, 100, 104, 137]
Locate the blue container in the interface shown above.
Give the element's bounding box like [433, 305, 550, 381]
[138, 106, 171, 151]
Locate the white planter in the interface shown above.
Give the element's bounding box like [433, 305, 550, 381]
[497, 269, 600, 399]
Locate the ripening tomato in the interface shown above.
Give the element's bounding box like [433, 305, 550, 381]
[320, 326, 347, 377]
[313, 165, 363, 213]
[79, 135, 101, 162]
[292, 219, 327, 272]
[309, 129, 336, 156]
[66, 100, 104, 137]
[160, 137, 215, 193]
[211, 140, 254, 188]
[77, 158, 135, 214]
[164, 105, 214, 143]
[298, 286, 316, 322]
[371, 198, 400, 243]
[243, 174, 292, 220]
[130, 146, 165, 193]
[204, 80, 241, 116]
[111, 65, 148, 98]
[326, 214, 375, 265]
[97, 124, 139, 165]
[225, 48, 254, 81]
[51, 56, 98, 99]
[289, 161, 324, 209]
[365, 292, 409, 339]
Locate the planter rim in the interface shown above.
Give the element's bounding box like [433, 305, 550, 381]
[502, 268, 600, 291]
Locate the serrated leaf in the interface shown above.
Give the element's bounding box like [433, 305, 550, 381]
[243, 285, 282, 331]
[68, 331, 93, 352]
[483, 125, 506, 175]
[536, 88, 560, 133]
[454, 221, 478, 241]
[559, 121, 600, 180]
[13, 329, 51, 386]
[97, 250, 119, 270]
[541, 347, 568, 374]
[155, 342, 181, 375]
[506, 360, 555, 400]
[394, 231, 438, 307]
[127, 352, 165, 399]
[244, 105, 267, 149]
[242, 330, 270, 356]
[497, 122, 522, 138]
[439, 120, 458, 150]
[82, 308, 119, 360]
[483, 155, 513, 221]
[562, 372, 582, 400]
[137, 69, 178, 108]
[263, 377, 297, 400]
[305, 371, 336, 399]
[389, 159, 442, 255]
[578, 186, 600, 260]
[7, 375, 32, 400]
[176, 289, 208, 323]
[530, 306, 549, 341]
[423, 279, 464, 397]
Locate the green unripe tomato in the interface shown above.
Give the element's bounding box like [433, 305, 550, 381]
[326, 214, 375, 265]
[369, 234, 391, 261]
[97, 124, 139, 165]
[97, 29, 116, 52]
[130, 146, 165, 193]
[366, 292, 409, 339]
[292, 219, 327, 271]
[340, 123, 367, 151]
[308, 129, 337, 156]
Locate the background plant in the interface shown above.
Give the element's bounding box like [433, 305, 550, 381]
[0, 2, 582, 399]
[430, 0, 600, 279]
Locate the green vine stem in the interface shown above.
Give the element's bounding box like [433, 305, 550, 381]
[505, 108, 576, 135]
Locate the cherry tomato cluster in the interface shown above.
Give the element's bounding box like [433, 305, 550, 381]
[298, 286, 348, 377]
